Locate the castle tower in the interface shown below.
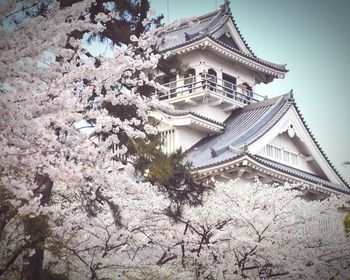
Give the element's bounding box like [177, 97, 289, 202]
[155, 1, 349, 196]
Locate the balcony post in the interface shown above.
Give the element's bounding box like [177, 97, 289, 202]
[216, 70, 223, 88]
[176, 74, 183, 96]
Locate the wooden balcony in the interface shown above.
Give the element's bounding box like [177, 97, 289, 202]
[159, 74, 265, 107]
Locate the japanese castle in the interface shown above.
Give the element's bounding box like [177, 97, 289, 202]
[154, 0, 349, 196]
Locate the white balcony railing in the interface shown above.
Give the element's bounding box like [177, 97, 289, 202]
[159, 74, 265, 104]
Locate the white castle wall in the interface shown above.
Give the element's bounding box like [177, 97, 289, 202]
[179, 50, 256, 87]
[258, 132, 326, 176]
[158, 126, 207, 154]
[176, 126, 207, 151]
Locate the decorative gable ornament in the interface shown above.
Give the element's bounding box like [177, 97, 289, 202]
[287, 124, 295, 138]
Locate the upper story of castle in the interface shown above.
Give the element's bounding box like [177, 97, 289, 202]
[149, 1, 350, 195]
[156, 0, 288, 122]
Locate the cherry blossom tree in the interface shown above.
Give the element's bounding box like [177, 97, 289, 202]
[0, 0, 204, 278]
[20, 178, 349, 280]
[0, 0, 173, 278]
[1, 1, 349, 280]
[169, 180, 350, 279]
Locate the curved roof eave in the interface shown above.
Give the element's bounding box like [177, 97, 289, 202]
[252, 155, 350, 194]
[161, 110, 225, 127]
[159, 1, 288, 73]
[194, 153, 350, 195]
[160, 36, 288, 74]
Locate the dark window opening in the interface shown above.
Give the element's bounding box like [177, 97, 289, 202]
[207, 68, 217, 91]
[184, 68, 196, 93]
[222, 73, 236, 98]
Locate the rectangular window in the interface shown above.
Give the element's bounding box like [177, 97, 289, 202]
[266, 145, 274, 157]
[161, 129, 175, 154]
[222, 73, 236, 96]
[274, 147, 281, 160]
[291, 153, 298, 165]
[265, 145, 298, 166]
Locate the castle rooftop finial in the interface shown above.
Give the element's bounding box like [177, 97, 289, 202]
[220, 0, 231, 14]
[289, 89, 294, 100]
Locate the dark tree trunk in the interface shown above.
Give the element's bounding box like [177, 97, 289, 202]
[21, 174, 53, 280]
[22, 250, 44, 280]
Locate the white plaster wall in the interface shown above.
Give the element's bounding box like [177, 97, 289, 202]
[258, 132, 324, 175]
[176, 126, 207, 151]
[179, 50, 256, 87]
[155, 114, 215, 152]
[179, 52, 203, 71]
[157, 122, 203, 150]
[269, 132, 299, 152]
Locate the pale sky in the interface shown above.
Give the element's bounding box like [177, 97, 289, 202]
[149, 0, 350, 183]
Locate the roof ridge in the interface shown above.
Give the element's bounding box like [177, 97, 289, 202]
[239, 95, 294, 147]
[183, 10, 228, 42]
[205, 7, 227, 31]
[209, 16, 230, 36]
[165, 17, 209, 34]
[164, 6, 222, 34]
[212, 95, 289, 157]
[240, 92, 290, 112]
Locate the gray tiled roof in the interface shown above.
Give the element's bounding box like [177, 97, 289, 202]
[159, 2, 288, 72]
[186, 93, 293, 169]
[159, 10, 228, 52]
[185, 92, 349, 193]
